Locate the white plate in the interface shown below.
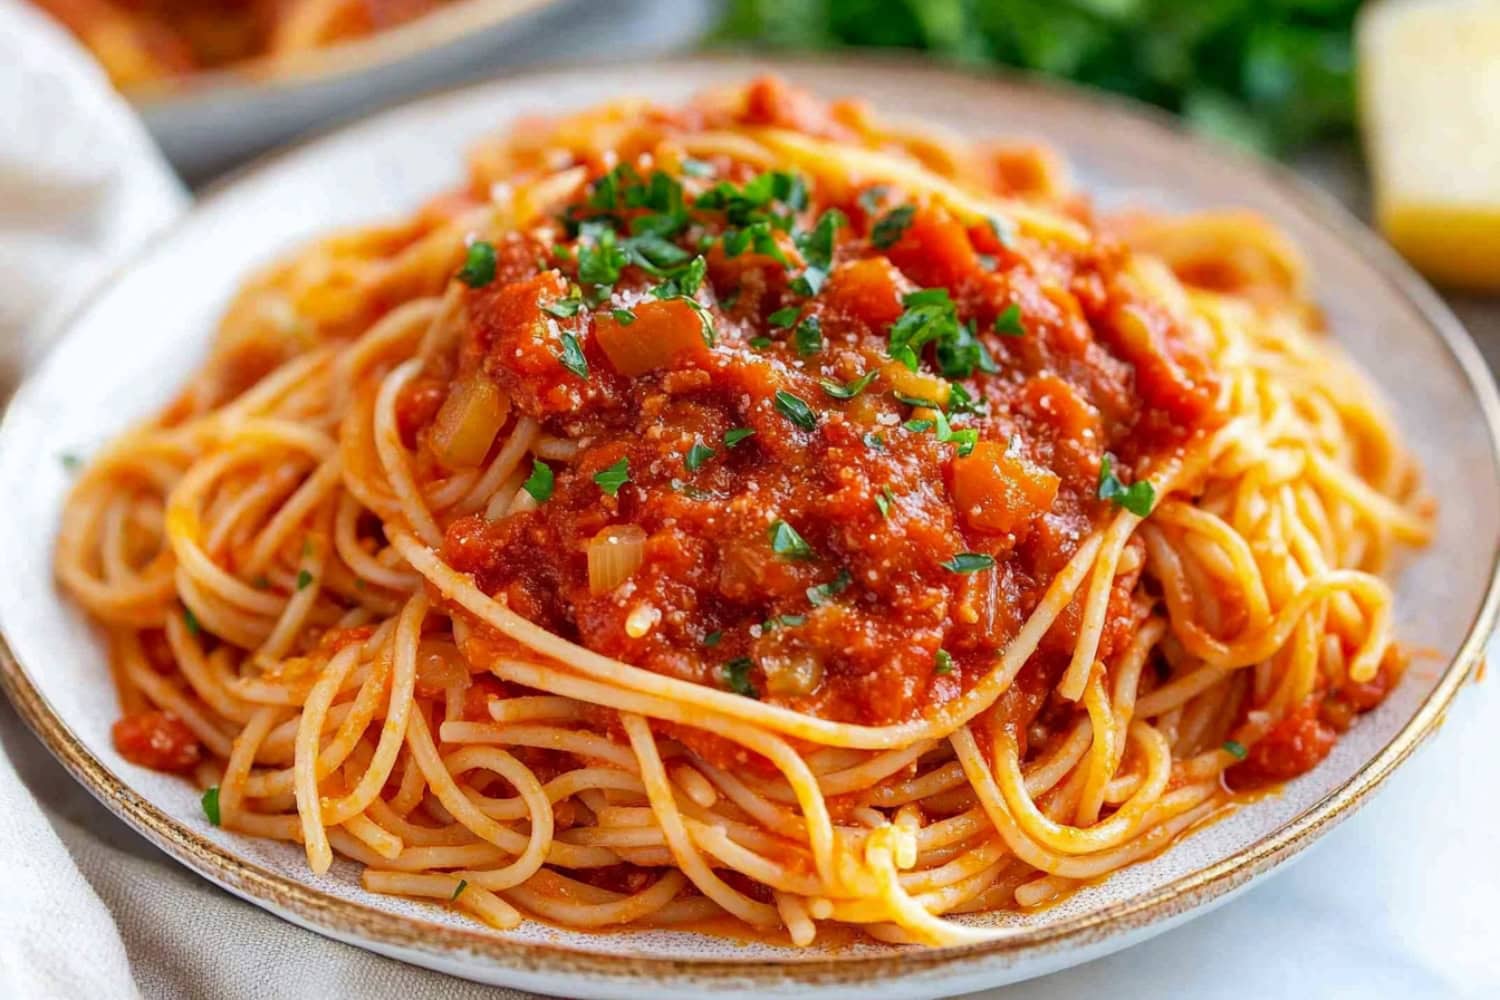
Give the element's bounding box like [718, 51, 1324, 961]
[4, 56, 1499, 1000]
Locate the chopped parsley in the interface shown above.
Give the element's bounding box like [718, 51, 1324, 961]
[888, 288, 960, 371]
[903, 418, 934, 433]
[557, 331, 589, 380]
[296, 570, 313, 591]
[685, 441, 716, 472]
[807, 569, 853, 606]
[522, 458, 554, 502]
[941, 552, 996, 573]
[762, 614, 807, 631]
[201, 786, 221, 826]
[820, 370, 878, 400]
[183, 607, 201, 637]
[938, 320, 999, 379]
[1097, 453, 1156, 516]
[769, 519, 815, 560]
[933, 409, 979, 457]
[774, 390, 817, 431]
[793, 315, 823, 356]
[791, 209, 845, 296]
[59, 452, 81, 471]
[749, 336, 773, 349]
[874, 485, 896, 518]
[457, 240, 497, 288]
[542, 295, 583, 319]
[994, 303, 1026, 337]
[724, 427, 756, 448]
[1223, 740, 1249, 761]
[768, 306, 800, 328]
[722, 657, 758, 698]
[863, 431, 885, 450]
[594, 457, 630, 497]
[611, 308, 637, 325]
[450, 879, 469, 901]
[703, 629, 724, 647]
[871, 204, 915, 248]
[934, 650, 954, 675]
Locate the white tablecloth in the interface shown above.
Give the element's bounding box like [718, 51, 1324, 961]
[1, 2, 1496, 996]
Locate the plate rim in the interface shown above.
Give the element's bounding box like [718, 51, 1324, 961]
[120, 0, 562, 107]
[4, 52, 1499, 990]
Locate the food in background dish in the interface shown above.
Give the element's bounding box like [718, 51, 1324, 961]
[32, 0, 457, 89]
[58, 78, 1432, 945]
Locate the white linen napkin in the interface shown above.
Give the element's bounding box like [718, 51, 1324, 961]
[0, 1, 1497, 997]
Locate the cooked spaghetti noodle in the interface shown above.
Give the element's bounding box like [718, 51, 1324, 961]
[57, 78, 1433, 946]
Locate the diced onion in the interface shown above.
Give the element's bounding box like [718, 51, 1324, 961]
[588, 524, 647, 595]
[414, 639, 469, 695]
[763, 651, 824, 697]
[431, 376, 509, 469]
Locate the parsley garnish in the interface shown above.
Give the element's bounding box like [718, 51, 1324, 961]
[769, 520, 815, 560]
[457, 240, 497, 288]
[903, 418, 934, 433]
[938, 319, 999, 378]
[941, 552, 995, 573]
[296, 570, 313, 591]
[59, 453, 81, 471]
[820, 370, 878, 400]
[871, 204, 915, 249]
[863, 432, 885, 450]
[1223, 740, 1248, 760]
[763, 614, 808, 631]
[703, 629, 723, 647]
[542, 295, 583, 319]
[523, 458, 554, 502]
[994, 304, 1026, 336]
[451, 879, 469, 901]
[807, 569, 852, 606]
[611, 308, 637, 325]
[768, 306, 800, 328]
[594, 458, 630, 497]
[934, 650, 954, 674]
[201, 786, 221, 826]
[888, 288, 960, 371]
[933, 409, 979, 457]
[774, 391, 817, 431]
[557, 331, 589, 380]
[685, 441, 716, 472]
[793, 316, 823, 357]
[875, 485, 896, 518]
[724, 427, 756, 448]
[749, 336, 773, 349]
[183, 608, 201, 637]
[1097, 453, 1156, 516]
[791, 209, 845, 296]
[722, 657, 758, 698]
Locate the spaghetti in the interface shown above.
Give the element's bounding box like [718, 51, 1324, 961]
[57, 78, 1433, 946]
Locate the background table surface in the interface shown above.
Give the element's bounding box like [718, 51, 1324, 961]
[4, 3, 1499, 997]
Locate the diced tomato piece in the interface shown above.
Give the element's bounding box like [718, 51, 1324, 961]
[825, 258, 905, 328]
[1234, 704, 1337, 786]
[951, 440, 1060, 534]
[740, 76, 837, 136]
[463, 675, 511, 721]
[394, 377, 446, 448]
[883, 208, 981, 289]
[112, 711, 202, 773]
[594, 298, 711, 376]
[1101, 301, 1216, 425]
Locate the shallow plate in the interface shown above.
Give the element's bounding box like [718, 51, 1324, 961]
[4, 56, 1499, 999]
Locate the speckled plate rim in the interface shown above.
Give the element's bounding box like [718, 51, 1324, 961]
[119, 0, 561, 106]
[4, 53, 1499, 995]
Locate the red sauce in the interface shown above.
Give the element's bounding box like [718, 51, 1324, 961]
[112, 710, 202, 772]
[422, 97, 1223, 730]
[1231, 701, 1337, 788]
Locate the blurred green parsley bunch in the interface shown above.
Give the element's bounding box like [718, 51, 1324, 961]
[715, 0, 1362, 155]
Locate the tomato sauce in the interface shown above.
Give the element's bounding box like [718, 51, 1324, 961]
[417, 86, 1224, 730]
